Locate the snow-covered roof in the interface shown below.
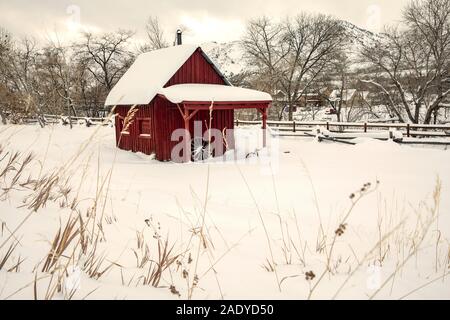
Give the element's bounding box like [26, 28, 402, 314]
[329, 89, 357, 102]
[360, 91, 370, 100]
[105, 45, 229, 106]
[159, 84, 272, 104]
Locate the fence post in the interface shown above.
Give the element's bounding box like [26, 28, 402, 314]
[364, 122, 367, 133]
[293, 121, 296, 133]
[406, 123, 410, 137]
[236, 119, 239, 127]
[326, 121, 329, 130]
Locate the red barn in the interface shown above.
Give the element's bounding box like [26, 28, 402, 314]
[105, 44, 271, 162]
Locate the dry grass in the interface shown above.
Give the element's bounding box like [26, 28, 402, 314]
[0, 152, 34, 199]
[299, 158, 327, 254]
[307, 181, 379, 299]
[236, 164, 282, 292]
[24, 172, 62, 212]
[262, 258, 276, 272]
[187, 105, 215, 299]
[0, 138, 117, 298]
[0, 151, 20, 180]
[0, 239, 22, 272]
[42, 215, 79, 273]
[368, 178, 441, 299]
[132, 229, 151, 268]
[83, 251, 116, 280]
[140, 236, 180, 287]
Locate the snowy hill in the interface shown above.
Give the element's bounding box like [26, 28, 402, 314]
[201, 21, 381, 77]
[201, 40, 247, 77]
[339, 20, 383, 72]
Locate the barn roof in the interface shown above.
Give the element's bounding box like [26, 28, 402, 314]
[105, 45, 230, 106]
[329, 89, 357, 102]
[159, 84, 272, 104]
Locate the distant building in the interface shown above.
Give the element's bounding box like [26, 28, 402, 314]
[328, 89, 368, 108]
[273, 87, 332, 113]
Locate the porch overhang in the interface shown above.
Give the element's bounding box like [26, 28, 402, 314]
[181, 100, 271, 110]
[157, 84, 272, 162]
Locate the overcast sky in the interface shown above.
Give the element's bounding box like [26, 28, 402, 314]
[0, 0, 410, 44]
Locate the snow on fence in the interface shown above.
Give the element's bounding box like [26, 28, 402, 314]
[20, 114, 113, 127]
[11, 114, 450, 140]
[235, 119, 450, 138]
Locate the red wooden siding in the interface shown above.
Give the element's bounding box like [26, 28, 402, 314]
[164, 48, 226, 87]
[114, 105, 155, 156]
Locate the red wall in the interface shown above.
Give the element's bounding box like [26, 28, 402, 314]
[114, 105, 155, 155]
[165, 49, 226, 86]
[115, 48, 235, 161]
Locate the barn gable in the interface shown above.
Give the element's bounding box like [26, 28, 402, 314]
[165, 48, 228, 87]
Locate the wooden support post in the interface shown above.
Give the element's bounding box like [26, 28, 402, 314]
[406, 123, 410, 137]
[183, 107, 190, 162]
[293, 120, 296, 133]
[262, 108, 267, 147]
[364, 122, 367, 133]
[176, 104, 201, 162]
[326, 121, 330, 130]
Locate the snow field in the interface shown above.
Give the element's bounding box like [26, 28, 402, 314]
[0, 123, 449, 299]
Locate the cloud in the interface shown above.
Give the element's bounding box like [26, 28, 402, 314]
[179, 13, 245, 44]
[0, 0, 409, 44]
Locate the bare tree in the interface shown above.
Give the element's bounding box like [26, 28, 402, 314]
[360, 0, 450, 124]
[0, 32, 47, 125]
[241, 16, 288, 119]
[321, 51, 352, 122]
[144, 16, 169, 50]
[0, 27, 136, 121]
[79, 30, 135, 92]
[0, 27, 11, 123]
[242, 14, 347, 120]
[405, 0, 450, 123]
[41, 39, 80, 127]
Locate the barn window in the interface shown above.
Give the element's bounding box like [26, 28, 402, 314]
[138, 118, 151, 138]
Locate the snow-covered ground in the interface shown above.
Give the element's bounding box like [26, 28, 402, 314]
[0, 123, 449, 300]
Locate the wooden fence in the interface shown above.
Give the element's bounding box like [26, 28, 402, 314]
[235, 119, 450, 138]
[11, 114, 450, 138]
[20, 114, 113, 126]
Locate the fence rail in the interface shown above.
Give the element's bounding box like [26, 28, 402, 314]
[18, 114, 113, 126]
[42, 114, 110, 122]
[235, 119, 450, 138]
[8, 114, 450, 138]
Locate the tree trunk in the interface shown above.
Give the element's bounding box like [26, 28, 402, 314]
[67, 98, 73, 129]
[423, 99, 443, 124]
[0, 108, 7, 125]
[336, 100, 343, 123]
